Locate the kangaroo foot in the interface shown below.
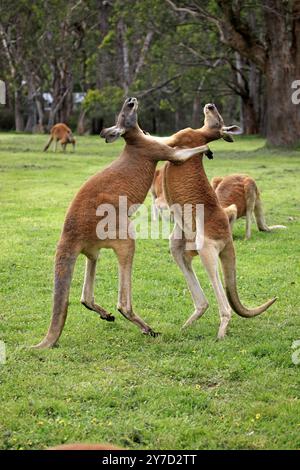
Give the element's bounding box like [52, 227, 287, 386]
[81, 301, 115, 322]
[117, 307, 159, 337]
[143, 328, 160, 338]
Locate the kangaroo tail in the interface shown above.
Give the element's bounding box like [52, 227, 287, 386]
[211, 176, 223, 191]
[224, 204, 238, 226]
[254, 197, 286, 233]
[43, 136, 53, 152]
[266, 224, 287, 231]
[219, 239, 277, 318]
[32, 240, 79, 349]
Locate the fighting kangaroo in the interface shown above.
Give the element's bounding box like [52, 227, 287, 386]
[152, 103, 276, 338]
[44, 123, 76, 153]
[33, 97, 210, 348]
[211, 174, 286, 239]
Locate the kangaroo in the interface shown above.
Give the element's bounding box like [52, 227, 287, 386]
[44, 123, 76, 153]
[151, 149, 214, 221]
[151, 168, 170, 220]
[211, 174, 286, 239]
[152, 103, 276, 338]
[33, 97, 210, 348]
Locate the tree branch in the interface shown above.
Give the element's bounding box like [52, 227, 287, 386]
[134, 31, 154, 80]
[136, 74, 181, 98]
[165, 0, 267, 71]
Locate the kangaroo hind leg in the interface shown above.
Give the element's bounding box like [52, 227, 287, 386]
[114, 238, 159, 337]
[199, 241, 232, 340]
[170, 223, 209, 329]
[81, 253, 115, 322]
[32, 240, 80, 349]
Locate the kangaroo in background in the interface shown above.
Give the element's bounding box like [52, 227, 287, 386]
[151, 148, 214, 221]
[43, 123, 76, 153]
[211, 174, 287, 239]
[151, 103, 276, 338]
[33, 97, 210, 349]
[151, 168, 170, 220]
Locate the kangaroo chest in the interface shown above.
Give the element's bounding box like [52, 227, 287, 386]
[163, 156, 218, 209]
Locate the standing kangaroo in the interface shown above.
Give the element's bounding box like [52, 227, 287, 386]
[33, 97, 210, 348]
[153, 103, 276, 338]
[44, 123, 76, 153]
[211, 174, 286, 239]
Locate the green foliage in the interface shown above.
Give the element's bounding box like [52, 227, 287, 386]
[83, 86, 124, 119]
[0, 133, 299, 449]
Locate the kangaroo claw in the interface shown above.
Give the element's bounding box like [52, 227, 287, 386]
[205, 149, 214, 160]
[103, 315, 115, 322]
[144, 329, 160, 338]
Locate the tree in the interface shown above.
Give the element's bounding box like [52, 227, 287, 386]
[166, 0, 300, 146]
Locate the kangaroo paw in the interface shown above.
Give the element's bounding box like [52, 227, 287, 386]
[81, 300, 114, 321]
[144, 329, 160, 338]
[103, 315, 115, 322]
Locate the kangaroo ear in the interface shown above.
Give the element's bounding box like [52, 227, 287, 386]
[100, 126, 125, 143]
[221, 125, 242, 142]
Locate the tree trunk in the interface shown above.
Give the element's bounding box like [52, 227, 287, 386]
[35, 95, 44, 133]
[264, 65, 300, 146]
[192, 93, 201, 128]
[174, 109, 180, 131]
[117, 18, 130, 94]
[48, 63, 73, 128]
[59, 84, 73, 124]
[92, 117, 103, 135]
[197, 0, 300, 146]
[151, 109, 157, 134]
[14, 89, 24, 131]
[77, 108, 87, 135]
[241, 96, 258, 135]
[249, 63, 263, 134]
[263, 1, 300, 146]
[25, 79, 36, 133]
[96, 0, 111, 89]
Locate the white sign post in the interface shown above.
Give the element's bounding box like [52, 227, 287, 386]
[0, 80, 6, 104]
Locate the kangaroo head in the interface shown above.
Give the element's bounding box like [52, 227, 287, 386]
[203, 103, 242, 142]
[100, 97, 139, 143]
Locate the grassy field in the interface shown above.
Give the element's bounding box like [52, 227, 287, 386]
[0, 132, 299, 450]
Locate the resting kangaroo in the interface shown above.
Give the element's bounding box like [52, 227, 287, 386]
[33, 97, 210, 348]
[152, 103, 276, 338]
[211, 174, 286, 239]
[151, 168, 170, 220]
[44, 123, 76, 153]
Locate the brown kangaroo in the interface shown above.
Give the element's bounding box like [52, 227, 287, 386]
[44, 123, 76, 153]
[151, 168, 170, 220]
[152, 103, 276, 338]
[211, 174, 286, 239]
[33, 97, 210, 348]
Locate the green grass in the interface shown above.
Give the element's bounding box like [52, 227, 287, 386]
[0, 132, 299, 450]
